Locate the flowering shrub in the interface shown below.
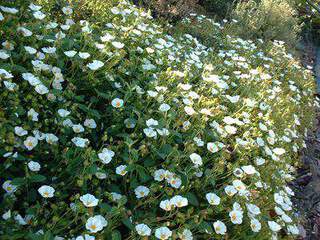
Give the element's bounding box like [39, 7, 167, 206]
[0, 0, 318, 239]
[226, 0, 301, 48]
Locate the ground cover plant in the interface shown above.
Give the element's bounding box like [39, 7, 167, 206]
[0, 0, 318, 239]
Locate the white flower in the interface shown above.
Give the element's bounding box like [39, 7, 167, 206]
[98, 148, 115, 164]
[22, 73, 41, 86]
[0, 6, 18, 14]
[147, 90, 158, 97]
[17, 27, 32, 37]
[33, 11, 46, 20]
[3, 81, 17, 91]
[154, 169, 166, 181]
[100, 33, 115, 42]
[250, 218, 261, 232]
[159, 103, 170, 112]
[15, 126, 28, 136]
[28, 108, 39, 121]
[85, 215, 108, 233]
[80, 194, 99, 207]
[168, 177, 182, 189]
[116, 165, 128, 176]
[213, 220, 227, 235]
[84, 119, 97, 129]
[241, 165, 256, 175]
[63, 119, 73, 127]
[246, 203, 261, 215]
[259, 122, 268, 131]
[268, 221, 281, 232]
[273, 148, 286, 156]
[111, 98, 124, 108]
[2, 180, 17, 193]
[2, 210, 11, 220]
[226, 95, 240, 103]
[64, 50, 77, 57]
[184, 106, 196, 115]
[281, 214, 292, 223]
[233, 179, 246, 193]
[287, 225, 299, 235]
[111, 192, 122, 201]
[79, 52, 91, 59]
[72, 124, 85, 133]
[38, 185, 55, 198]
[179, 229, 193, 240]
[135, 223, 151, 236]
[155, 227, 172, 240]
[0, 69, 13, 79]
[207, 142, 219, 153]
[2, 41, 14, 50]
[72, 137, 89, 148]
[146, 118, 158, 128]
[225, 185, 237, 196]
[87, 60, 104, 70]
[189, 153, 203, 166]
[229, 210, 243, 224]
[35, 84, 49, 95]
[143, 128, 157, 138]
[157, 128, 170, 136]
[45, 133, 59, 144]
[58, 109, 70, 117]
[28, 161, 41, 172]
[29, 3, 42, 11]
[62, 6, 73, 15]
[111, 41, 124, 49]
[15, 214, 27, 225]
[170, 195, 188, 208]
[24, 136, 38, 150]
[194, 137, 204, 147]
[0, 50, 10, 59]
[255, 157, 265, 166]
[75, 235, 95, 240]
[256, 137, 265, 146]
[160, 199, 174, 211]
[206, 192, 220, 205]
[225, 125, 237, 135]
[274, 192, 284, 205]
[134, 186, 150, 198]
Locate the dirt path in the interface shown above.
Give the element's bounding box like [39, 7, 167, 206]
[293, 43, 320, 239]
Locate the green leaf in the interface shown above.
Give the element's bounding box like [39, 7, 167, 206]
[29, 174, 46, 183]
[95, 89, 109, 100]
[112, 230, 122, 240]
[143, 157, 156, 167]
[99, 203, 112, 213]
[122, 218, 134, 230]
[11, 177, 25, 186]
[185, 192, 199, 206]
[86, 164, 98, 174]
[43, 231, 54, 240]
[157, 144, 173, 159]
[198, 221, 213, 234]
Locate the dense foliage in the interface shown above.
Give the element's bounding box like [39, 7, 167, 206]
[0, 0, 318, 239]
[226, 0, 302, 48]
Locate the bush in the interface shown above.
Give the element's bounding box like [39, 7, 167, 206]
[0, 0, 317, 239]
[226, 0, 302, 48]
[200, 0, 237, 18]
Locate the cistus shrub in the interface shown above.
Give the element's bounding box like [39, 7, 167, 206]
[226, 0, 302, 48]
[0, 0, 318, 239]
